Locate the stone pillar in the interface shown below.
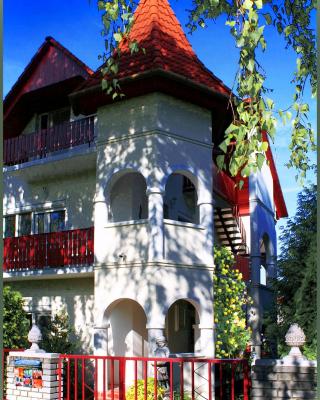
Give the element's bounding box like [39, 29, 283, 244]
[6, 351, 61, 400]
[198, 201, 215, 266]
[249, 253, 262, 359]
[147, 189, 164, 262]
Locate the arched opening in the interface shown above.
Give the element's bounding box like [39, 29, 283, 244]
[109, 172, 148, 222]
[164, 174, 199, 224]
[105, 299, 148, 357]
[165, 300, 199, 354]
[260, 265, 267, 286]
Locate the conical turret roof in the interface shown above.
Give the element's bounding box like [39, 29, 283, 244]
[81, 0, 230, 95]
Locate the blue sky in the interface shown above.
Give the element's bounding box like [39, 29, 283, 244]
[4, 0, 316, 241]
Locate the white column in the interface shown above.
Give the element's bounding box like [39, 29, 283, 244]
[249, 253, 262, 359]
[147, 189, 164, 262]
[198, 201, 215, 266]
[198, 325, 215, 358]
[93, 198, 109, 264]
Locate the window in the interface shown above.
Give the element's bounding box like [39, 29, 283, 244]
[26, 313, 51, 329]
[49, 210, 65, 232]
[35, 213, 45, 234]
[34, 210, 66, 234]
[19, 213, 32, 236]
[4, 215, 15, 238]
[3, 209, 66, 238]
[37, 108, 70, 131]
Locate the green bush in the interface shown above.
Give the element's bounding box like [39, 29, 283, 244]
[214, 246, 252, 358]
[3, 286, 29, 349]
[126, 378, 165, 400]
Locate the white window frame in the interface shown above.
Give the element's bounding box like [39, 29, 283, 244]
[3, 206, 67, 237]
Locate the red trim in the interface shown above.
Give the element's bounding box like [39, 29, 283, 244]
[262, 132, 288, 219]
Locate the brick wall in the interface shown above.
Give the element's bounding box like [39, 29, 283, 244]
[6, 352, 61, 400]
[251, 359, 317, 400]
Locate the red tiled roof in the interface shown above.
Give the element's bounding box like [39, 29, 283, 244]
[81, 0, 230, 95]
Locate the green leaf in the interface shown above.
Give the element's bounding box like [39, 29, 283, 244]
[113, 32, 122, 42]
[257, 153, 265, 169]
[219, 140, 228, 153]
[242, 0, 253, 10]
[254, 0, 263, 9]
[261, 141, 269, 152]
[216, 155, 225, 170]
[225, 20, 236, 27]
[262, 13, 272, 25]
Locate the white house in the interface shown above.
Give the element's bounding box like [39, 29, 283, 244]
[3, 0, 287, 360]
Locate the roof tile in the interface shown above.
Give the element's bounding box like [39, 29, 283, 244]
[82, 0, 229, 95]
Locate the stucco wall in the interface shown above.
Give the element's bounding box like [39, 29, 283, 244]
[4, 170, 95, 230]
[6, 277, 94, 353]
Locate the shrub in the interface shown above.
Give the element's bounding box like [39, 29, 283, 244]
[3, 286, 29, 349]
[214, 246, 252, 358]
[126, 378, 165, 400]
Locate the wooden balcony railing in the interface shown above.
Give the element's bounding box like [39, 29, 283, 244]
[4, 116, 95, 166]
[3, 227, 94, 272]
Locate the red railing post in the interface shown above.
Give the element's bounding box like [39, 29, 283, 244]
[119, 358, 126, 400]
[243, 360, 249, 400]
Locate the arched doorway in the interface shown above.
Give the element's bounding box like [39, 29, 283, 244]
[105, 299, 148, 357]
[165, 300, 199, 354]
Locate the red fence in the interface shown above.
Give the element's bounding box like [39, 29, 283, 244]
[4, 116, 95, 166]
[3, 227, 94, 272]
[58, 354, 250, 400]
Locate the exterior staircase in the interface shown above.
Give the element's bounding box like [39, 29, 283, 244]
[214, 206, 248, 255]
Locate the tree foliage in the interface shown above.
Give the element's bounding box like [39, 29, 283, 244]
[214, 246, 252, 358]
[266, 182, 316, 358]
[41, 309, 76, 354]
[3, 286, 29, 349]
[96, 0, 315, 182]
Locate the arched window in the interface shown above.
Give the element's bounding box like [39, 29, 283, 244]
[164, 174, 199, 224]
[109, 173, 148, 222]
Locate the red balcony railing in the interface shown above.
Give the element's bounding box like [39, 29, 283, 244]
[4, 116, 95, 166]
[3, 227, 94, 272]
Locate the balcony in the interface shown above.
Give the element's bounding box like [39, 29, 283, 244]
[3, 227, 94, 272]
[4, 116, 95, 166]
